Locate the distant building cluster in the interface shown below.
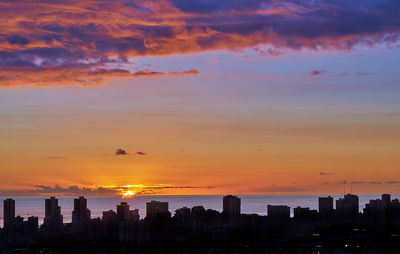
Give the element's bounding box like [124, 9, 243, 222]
[1, 194, 400, 253]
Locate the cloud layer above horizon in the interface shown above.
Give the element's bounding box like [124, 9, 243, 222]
[0, 184, 214, 196]
[0, 0, 399, 87]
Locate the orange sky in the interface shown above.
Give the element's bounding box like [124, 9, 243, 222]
[1, 0, 400, 196]
[1, 65, 399, 196]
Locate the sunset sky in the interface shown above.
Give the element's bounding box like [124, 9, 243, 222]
[0, 0, 400, 196]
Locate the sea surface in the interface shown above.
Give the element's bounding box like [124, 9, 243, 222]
[0, 194, 399, 227]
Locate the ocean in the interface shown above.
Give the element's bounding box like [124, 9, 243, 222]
[0, 194, 398, 227]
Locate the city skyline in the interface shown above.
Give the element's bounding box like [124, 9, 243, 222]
[1, 0, 400, 196]
[1, 193, 398, 223]
[2, 193, 400, 252]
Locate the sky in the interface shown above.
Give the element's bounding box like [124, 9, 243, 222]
[0, 0, 400, 196]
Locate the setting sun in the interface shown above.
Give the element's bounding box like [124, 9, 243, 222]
[122, 190, 135, 199]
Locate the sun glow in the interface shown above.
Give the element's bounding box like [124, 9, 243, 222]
[122, 190, 135, 198]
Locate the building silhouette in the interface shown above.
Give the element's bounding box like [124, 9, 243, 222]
[3, 198, 15, 232]
[382, 194, 391, 210]
[319, 196, 334, 217]
[72, 196, 91, 233]
[129, 209, 140, 222]
[2, 194, 400, 253]
[336, 194, 359, 224]
[293, 206, 317, 220]
[43, 197, 63, 234]
[102, 210, 118, 232]
[223, 195, 241, 227]
[146, 201, 169, 218]
[26, 216, 39, 233]
[192, 206, 206, 216]
[174, 207, 191, 223]
[117, 202, 130, 222]
[267, 205, 290, 220]
[363, 194, 393, 231]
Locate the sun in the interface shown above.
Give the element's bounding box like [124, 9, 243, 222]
[122, 190, 135, 198]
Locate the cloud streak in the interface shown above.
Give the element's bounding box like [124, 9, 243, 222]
[45, 156, 68, 160]
[309, 70, 327, 76]
[0, 0, 399, 87]
[0, 184, 214, 196]
[0, 66, 199, 88]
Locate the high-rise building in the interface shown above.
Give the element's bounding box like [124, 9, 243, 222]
[146, 201, 169, 218]
[43, 197, 63, 233]
[382, 194, 391, 210]
[336, 194, 359, 223]
[223, 195, 241, 227]
[363, 195, 392, 230]
[3, 198, 15, 232]
[117, 202, 130, 222]
[72, 196, 91, 233]
[267, 205, 290, 220]
[319, 196, 334, 217]
[102, 210, 118, 231]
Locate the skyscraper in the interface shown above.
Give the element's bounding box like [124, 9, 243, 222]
[43, 197, 63, 234]
[223, 195, 241, 227]
[117, 202, 130, 222]
[336, 194, 359, 223]
[382, 194, 391, 210]
[72, 196, 91, 233]
[102, 210, 118, 231]
[146, 201, 169, 218]
[319, 196, 334, 217]
[3, 198, 15, 232]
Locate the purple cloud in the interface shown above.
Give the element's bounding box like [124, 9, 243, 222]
[115, 148, 129, 155]
[0, 0, 399, 87]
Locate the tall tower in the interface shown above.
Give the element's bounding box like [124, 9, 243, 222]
[336, 194, 359, 224]
[382, 194, 391, 210]
[43, 197, 63, 233]
[223, 195, 241, 227]
[72, 196, 91, 233]
[117, 202, 130, 222]
[319, 196, 334, 217]
[3, 198, 15, 232]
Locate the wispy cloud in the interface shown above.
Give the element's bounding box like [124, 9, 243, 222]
[337, 180, 384, 185]
[355, 72, 376, 76]
[309, 70, 327, 76]
[45, 156, 67, 160]
[351, 181, 381, 185]
[385, 181, 400, 184]
[319, 172, 333, 176]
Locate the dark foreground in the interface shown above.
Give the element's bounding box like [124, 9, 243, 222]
[1, 194, 400, 253]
